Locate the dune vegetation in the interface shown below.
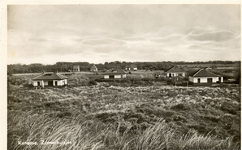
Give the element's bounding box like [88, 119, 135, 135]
[8, 76, 241, 150]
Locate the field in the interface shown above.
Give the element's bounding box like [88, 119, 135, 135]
[8, 73, 241, 150]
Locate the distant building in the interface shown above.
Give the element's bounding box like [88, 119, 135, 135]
[216, 66, 235, 70]
[166, 66, 186, 77]
[103, 69, 126, 79]
[125, 64, 138, 71]
[189, 69, 223, 83]
[73, 65, 80, 72]
[154, 71, 165, 78]
[32, 72, 68, 87]
[90, 65, 98, 72]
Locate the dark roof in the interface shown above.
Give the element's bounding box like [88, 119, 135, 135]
[128, 64, 137, 68]
[166, 66, 185, 73]
[103, 69, 126, 75]
[33, 72, 69, 80]
[191, 69, 221, 77]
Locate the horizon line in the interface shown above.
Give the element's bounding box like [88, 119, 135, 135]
[7, 60, 241, 65]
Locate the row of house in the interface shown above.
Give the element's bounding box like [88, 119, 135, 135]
[31, 68, 127, 87]
[166, 66, 223, 83]
[73, 65, 138, 72]
[73, 65, 98, 72]
[32, 65, 223, 87]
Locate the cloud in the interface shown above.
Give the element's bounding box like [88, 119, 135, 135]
[28, 37, 48, 42]
[82, 38, 126, 46]
[7, 5, 241, 64]
[186, 31, 238, 42]
[121, 37, 146, 41]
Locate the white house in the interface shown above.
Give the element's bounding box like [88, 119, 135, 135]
[189, 69, 223, 83]
[90, 65, 98, 72]
[103, 69, 127, 79]
[125, 65, 138, 71]
[166, 66, 186, 77]
[32, 72, 68, 87]
[73, 65, 80, 72]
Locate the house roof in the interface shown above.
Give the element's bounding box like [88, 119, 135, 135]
[166, 66, 185, 73]
[128, 64, 137, 68]
[33, 72, 69, 80]
[191, 69, 221, 77]
[103, 69, 126, 75]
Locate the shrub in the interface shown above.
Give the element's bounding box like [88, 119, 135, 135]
[203, 115, 220, 122]
[88, 80, 97, 86]
[167, 79, 175, 85]
[221, 101, 239, 115]
[155, 77, 167, 82]
[173, 115, 188, 122]
[94, 112, 120, 123]
[170, 103, 191, 111]
[56, 111, 73, 118]
[135, 105, 175, 119]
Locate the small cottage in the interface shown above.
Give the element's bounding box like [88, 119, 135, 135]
[125, 64, 138, 71]
[103, 69, 126, 79]
[73, 65, 80, 72]
[32, 72, 68, 87]
[154, 71, 165, 78]
[189, 69, 223, 83]
[166, 66, 186, 77]
[90, 65, 98, 72]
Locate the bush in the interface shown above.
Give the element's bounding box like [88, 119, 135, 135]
[170, 103, 191, 111]
[221, 101, 239, 115]
[167, 79, 174, 85]
[155, 77, 167, 82]
[88, 80, 97, 86]
[135, 105, 175, 119]
[173, 115, 188, 122]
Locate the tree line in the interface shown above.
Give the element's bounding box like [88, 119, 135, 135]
[7, 61, 241, 75]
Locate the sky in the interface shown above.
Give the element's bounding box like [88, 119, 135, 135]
[7, 5, 241, 64]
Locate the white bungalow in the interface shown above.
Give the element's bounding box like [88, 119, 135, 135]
[103, 69, 126, 79]
[189, 69, 223, 83]
[166, 66, 186, 77]
[125, 64, 138, 71]
[90, 65, 98, 72]
[32, 72, 68, 87]
[73, 65, 80, 72]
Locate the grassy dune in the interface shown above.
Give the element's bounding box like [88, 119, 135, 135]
[7, 82, 241, 150]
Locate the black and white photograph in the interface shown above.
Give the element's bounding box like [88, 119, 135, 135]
[4, 2, 241, 150]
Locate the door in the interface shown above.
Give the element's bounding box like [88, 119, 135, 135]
[37, 82, 40, 86]
[197, 78, 200, 83]
[219, 77, 221, 82]
[55, 81, 58, 86]
[48, 81, 53, 86]
[207, 78, 212, 83]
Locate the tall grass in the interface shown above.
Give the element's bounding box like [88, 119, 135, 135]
[8, 112, 240, 150]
